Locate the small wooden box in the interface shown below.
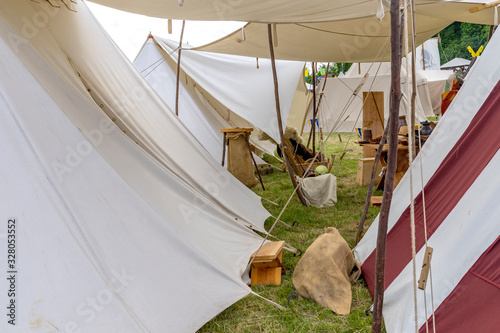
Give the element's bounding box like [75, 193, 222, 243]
[250, 241, 285, 286]
[356, 157, 382, 186]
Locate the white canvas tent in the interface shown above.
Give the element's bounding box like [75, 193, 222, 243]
[302, 62, 434, 133]
[0, 1, 275, 331]
[419, 69, 455, 114]
[8, 0, 272, 234]
[354, 29, 500, 332]
[133, 34, 304, 158]
[441, 57, 472, 70]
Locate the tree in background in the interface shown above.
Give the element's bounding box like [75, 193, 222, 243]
[438, 22, 491, 64]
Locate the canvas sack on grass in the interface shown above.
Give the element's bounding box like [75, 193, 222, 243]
[293, 227, 360, 315]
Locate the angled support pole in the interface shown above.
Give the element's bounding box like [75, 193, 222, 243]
[267, 24, 307, 205]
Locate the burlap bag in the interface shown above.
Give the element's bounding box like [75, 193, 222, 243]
[226, 132, 257, 188]
[292, 227, 361, 315]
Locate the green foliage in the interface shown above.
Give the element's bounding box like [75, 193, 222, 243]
[198, 133, 384, 333]
[438, 22, 491, 64]
[305, 63, 353, 84]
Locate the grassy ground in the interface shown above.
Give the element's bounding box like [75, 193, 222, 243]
[198, 133, 384, 333]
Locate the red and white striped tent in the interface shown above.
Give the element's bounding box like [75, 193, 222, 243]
[354, 29, 500, 333]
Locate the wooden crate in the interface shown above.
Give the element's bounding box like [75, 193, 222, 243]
[250, 241, 285, 286]
[356, 157, 382, 186]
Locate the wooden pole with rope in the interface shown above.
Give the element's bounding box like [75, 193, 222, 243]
[372, 0, 402, 331]
[410, 0, 418, 158]
[175, 20, 186, 117]
[267, 24, 307, 205]
[312, 62, 317, 155]
[355, 120, 389, 246]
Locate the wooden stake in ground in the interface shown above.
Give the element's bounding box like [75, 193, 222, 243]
[267, 24, 307, 205]
[175, 20, 186, 117]
[312, 63, 317, 155]
[372, 1, 402, 332]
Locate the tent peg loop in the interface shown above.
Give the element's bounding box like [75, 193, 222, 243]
[286, 291, 299, 308]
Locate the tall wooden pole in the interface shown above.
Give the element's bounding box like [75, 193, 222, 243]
[267, 24, 307, 205]
[372, 1, 402, 332]
[410, 0, 417, 158]
[355, 119, 390, 246]
[311, 63, 317, 154]
[175, 20, 186, 117]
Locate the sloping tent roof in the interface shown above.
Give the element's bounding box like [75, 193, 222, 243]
[302, 61, 434, 133]
[195, 13, 451, 63]
[89, 0, 383, 22]
[353, 29, 500, 332]
[133, 35, 275, 157]
[190, 1, 496, 62]
[22, 0, 271, 234]
[0, 1, 270, 332]
[134, 35, 304, 152]
[440, 57, 472, 69]
[89, 0, 498, 25]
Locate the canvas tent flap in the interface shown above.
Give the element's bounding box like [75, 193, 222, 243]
[353, 29, 500, 333]
[8, 0, 271, 233]
[419, 69, 454, 114]
[195, 13, 451, 62]
[134, 36, 227, 160]
[89, 0, 382, 23]
[152, 37, 304, 143]
[88, 0, 497, 25]
[0, 1, 268, 331]
[133, 35, 300, 155]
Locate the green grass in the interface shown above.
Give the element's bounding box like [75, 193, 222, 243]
[198, 133, 384, 333]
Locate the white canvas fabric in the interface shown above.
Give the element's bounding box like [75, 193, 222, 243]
[195, 13, 450, 63]
[193, 1, 496, 63]
[148, 37, 304, 143]
[419, 69, 454, 114]
[89, 0, 382, 23]
[5, 0, 271, 233]
[302, 64, 432, 133]
[133, 35, 301, 156]
[0, 1, 276, 331]
[133, 36, 226, 160]
[298, 174, 337, 208]
[440, 57, 471, 69]
[353, 29, 500, 332]
[414, 38, 441, 70]
[88, 0, 497, 25]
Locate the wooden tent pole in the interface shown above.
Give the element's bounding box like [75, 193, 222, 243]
[245, 135, 266, 191]
[372, 0, 402, 332]
[488, 25, 494, 42]
[410, 0, 418, 158]
[355, 119, 390, 246]
[267, 24, 307, 205]
[175, 20, 186, 117]
[311, 62, 317, 154]
[469, 0, 500, 13]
